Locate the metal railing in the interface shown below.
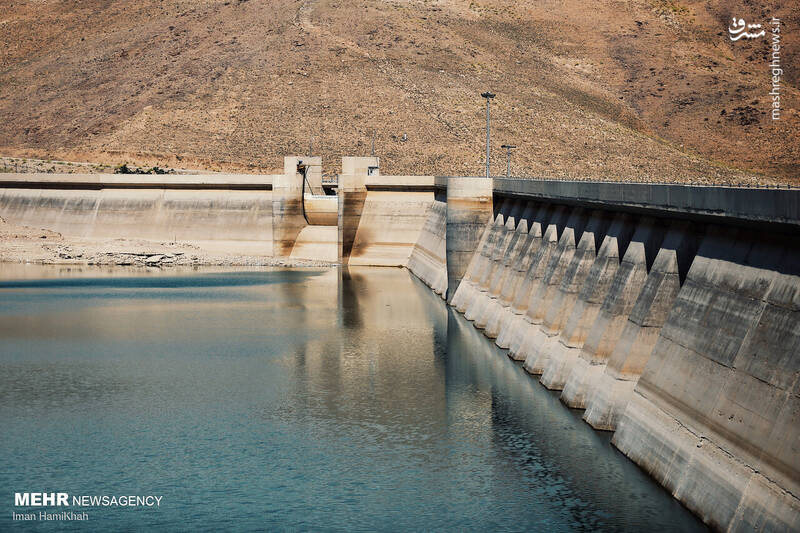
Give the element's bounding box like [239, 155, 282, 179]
[493, 175, 798, 190]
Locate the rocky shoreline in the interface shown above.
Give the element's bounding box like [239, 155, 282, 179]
[0, 217, 334, 269]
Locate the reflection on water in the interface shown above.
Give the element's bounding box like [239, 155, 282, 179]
[0, 265, 705, 532]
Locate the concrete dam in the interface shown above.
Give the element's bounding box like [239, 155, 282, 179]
[1, 157, 798, 532]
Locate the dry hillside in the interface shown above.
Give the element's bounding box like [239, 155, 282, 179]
[0, 0, 798, 183]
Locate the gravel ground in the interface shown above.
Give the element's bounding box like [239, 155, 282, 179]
[0, 217, 334, 269]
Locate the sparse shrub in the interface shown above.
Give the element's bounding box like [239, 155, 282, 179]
[114, 163, 173, 174]
[114, 163, 133, 174]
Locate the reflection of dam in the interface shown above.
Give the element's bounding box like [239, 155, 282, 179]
[279, 267, 451, 441]
[1, 158, 798, 530]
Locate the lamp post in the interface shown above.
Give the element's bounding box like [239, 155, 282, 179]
[481, 92, 495, 179]
[501, 144, 516, 177]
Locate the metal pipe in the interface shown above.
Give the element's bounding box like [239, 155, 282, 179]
[501, 144, 516, 177]
[481, 92, 495, 178]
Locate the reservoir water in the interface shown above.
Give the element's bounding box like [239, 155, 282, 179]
[0, 265, 706, 532]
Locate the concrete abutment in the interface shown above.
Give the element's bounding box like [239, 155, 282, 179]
[445, 177, 493, 303]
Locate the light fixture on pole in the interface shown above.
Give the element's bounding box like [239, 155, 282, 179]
[481, 92, 495, 179]
[501, 144, 516, 177]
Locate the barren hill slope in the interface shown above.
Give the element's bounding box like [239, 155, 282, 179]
[0, 0, 797, 183]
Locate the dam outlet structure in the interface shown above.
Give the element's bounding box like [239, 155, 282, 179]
[1, 162, 798, 532]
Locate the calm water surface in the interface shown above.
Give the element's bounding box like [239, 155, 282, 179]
[0, 265, 706, 532]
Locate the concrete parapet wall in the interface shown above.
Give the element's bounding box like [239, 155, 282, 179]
[494, 178, 800, 229]
[365, 175, 436, 191]
[0, 173, 275, 190]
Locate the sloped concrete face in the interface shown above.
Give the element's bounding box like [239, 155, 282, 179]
[452, 215, 502, 313]
[465, 200, 514, 301]
[541, 212, 611, 337]
[612, 227, 800, 532]
[526, 209, 587, 324]
[507, 222, 562, 360]
[555, 217, 664, 398]
[449, 213, 499, 312]
[347, 190, 434, 266]
[477, 201, 522, 292]
[490, 203, 536, 297]
[407, 199, 448, 298]
[484, 204, 538, 339]
[565, 214, 634, 338]
[494, 205, 557, 349]
[583, 221, 696, 428]
[474, 202, 523, 329]
[445, 177, 493, 303]
[520, 214, 631, 385]
[521, 208, 588, 373]
[463, 207, 513, 319]
[529, 210, 611, 386]
[290, 225, 338, 262]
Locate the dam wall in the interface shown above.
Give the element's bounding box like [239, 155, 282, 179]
[2, 163, 798, 531]
[340, 161, 436, 267]
[612, 226, 800, 531]
[0, 161, 435, 264]
[0, 173, 278, 255]
[427, 178, 800, 532]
